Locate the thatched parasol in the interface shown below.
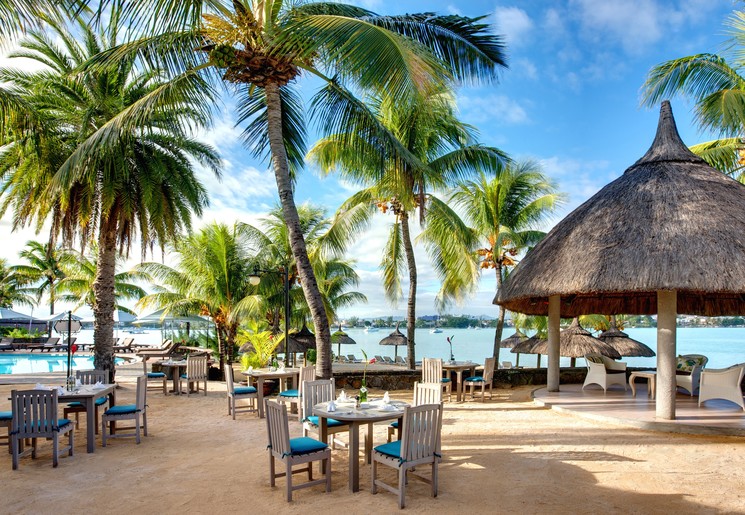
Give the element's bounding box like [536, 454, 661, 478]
[286, 323, 315, 354]
[500, 330, 527, 349]
[597, 318, 655, 358]
[530, 318, 621, 366]
[379, 323, 407, 360]
[331, 325, 357, 360]
[510, 335, 546, 367]
[496, 101, 745, 419]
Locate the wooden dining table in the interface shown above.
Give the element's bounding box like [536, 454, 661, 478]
[241, 367, 299, 418]
[58, 384, 117, 453]
[157, 359, 188, 395]
[442, 361, 478, 402]
[313, 398, 408, 492]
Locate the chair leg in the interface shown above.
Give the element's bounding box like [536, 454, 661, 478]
[432, 461, 438, 497]
[102, 417, 107, 447]
[325, 455, 331, 493]
[11, 436, 18, 470]
[143, 411, 148, 437]
[135, 414, 141, 444]
[52, 435, 58, 468]
[286, 461, 293, 502]
[163, 378, 168, 396]
[398, 467, 406, 509]
[232, 398, 236, 420]
[371, 458, 378, 494]
[481, 384, 486, 402]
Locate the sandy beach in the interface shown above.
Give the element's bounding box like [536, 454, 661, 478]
[1, 373, 744, 514]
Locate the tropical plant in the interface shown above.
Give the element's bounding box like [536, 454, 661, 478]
[238, 327, 281, 369]
[136, 222, 261, 373]
[642, 10, 745, 179]
[0, 12, 220, 380]
[11, 241, 66, 315]
[89, 0, 506, 378]
[0, 258, 33, 308]
[310, 90, 507, 369]
[450, 161, 565, 359]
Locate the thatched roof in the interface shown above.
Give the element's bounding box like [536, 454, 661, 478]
[528, 318, 621, 359]
[597, 319, 655, 357]
[379, 324, 407, 346]
[510, 335, 545, 355]
[500, 330, 527, 349]
[495, 101, 745, 317]
[331, 327, 356, 346]
[286, 323, 315, 353]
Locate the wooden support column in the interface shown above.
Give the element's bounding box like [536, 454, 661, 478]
[547, 295, 561, 392]
[656, 290, 677, 420]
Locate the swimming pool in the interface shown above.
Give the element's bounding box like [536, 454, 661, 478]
[0, 353, 124, 375]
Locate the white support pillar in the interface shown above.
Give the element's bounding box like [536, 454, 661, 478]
[547, 295, 561, 392]
[656, 290, 677, 420]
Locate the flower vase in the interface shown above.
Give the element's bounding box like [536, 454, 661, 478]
[66, 374, 76, 392]
[359, 382, 368, 403]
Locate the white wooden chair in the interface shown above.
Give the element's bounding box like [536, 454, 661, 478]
[102, 375, 147, 446]
[582, 354, 627, 392]
[465, 357, 496, 402]
[301, 379, 350, 449]
[225, 364, 257, 419]
[180, 354, 208, 396]
[278, 366, 315, 421]
[63, 369, 109, 433]
[265, 399, 331, 502]
[10, 388, 74, 469]
[422, 357, 452, 402]
[675, 354, 708, 396]
[698, 364, 745, 410]
[372, 403, 443, 509]
[388, 382, 442, 442]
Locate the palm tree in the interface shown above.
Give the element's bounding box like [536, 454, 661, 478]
[450, 161, 565, 359]
[11, 240, 66, 315]
[136, 223, 261, 373]
[91, 0, 506, 378]
[641, 10, 745, 178]
[0, 258, 33, 308]
[0, 13, 220, 380]
[309, 91, 507, 369]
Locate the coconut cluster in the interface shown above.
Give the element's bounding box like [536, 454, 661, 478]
[210, 44, 299, 87]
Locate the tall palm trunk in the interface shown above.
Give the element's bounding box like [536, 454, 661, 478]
[400, 212, 417, 370]
[93, 215, 118, 383]
[493, 263, 505, 360]
[265, 83, 332, 378]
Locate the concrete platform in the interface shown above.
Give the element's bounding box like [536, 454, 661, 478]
[534, 382, 745, 437]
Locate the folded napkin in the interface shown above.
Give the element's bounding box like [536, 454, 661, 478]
[57, 386, 66, 395]
[247, 366, 253, 374]
[383, 391, 390, 403]
[380, 403, 399, 412]
[327, 400, 337, 412]
[92, 381, 106, 389]
[339, 390, 347, 401]
[76, 378, 83, 387]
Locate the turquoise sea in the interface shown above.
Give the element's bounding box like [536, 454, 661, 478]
[337, 327, 745, 369]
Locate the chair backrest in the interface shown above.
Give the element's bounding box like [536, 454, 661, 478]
[265, 400, 291, 458]
[64, 337, 77, 346]
[422, 358, 443, 384]
[11, 389, 60, 438]
[413, 382, 442, 406]
[302, 379, 335, 421]
[76, 369, 107, 385]
[482, 357, 496, 382]
[299, 366, 316, 391]
[135, 375, 147, 410]
[347, 354, 357, 361]
[394, 356, 405, 365]
[45, 337, 60, 345]
[224, 364, 236, 393]
[676, 354, 708, 373]
[584, 354, 605, 369]
[186, 355, 208, 381]
[400, 403, 443, 463]
[121, 338, 134, 347]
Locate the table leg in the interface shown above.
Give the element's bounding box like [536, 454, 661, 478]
[348, 421, 360, 492]
[456, 370, 464, 402]
[108, 390, 117, 435]
[85, 397, 95, 453]
[650, 377, 656, 399]
[365, 423, 373, 464]
[257, 378, 266, 418]
[320, 417, 328, 474]
[630, 375, 638, 397]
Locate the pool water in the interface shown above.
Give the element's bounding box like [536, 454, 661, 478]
[0, 354, 124, 375]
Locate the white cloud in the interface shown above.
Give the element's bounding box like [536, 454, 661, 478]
[457, 93, 530, 125]
[538, 155, 614, 218]
[514, 58, 538, 80]
[494, 6, 534, 48]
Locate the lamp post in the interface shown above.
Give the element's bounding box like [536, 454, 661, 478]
[249, 265, 291, 366]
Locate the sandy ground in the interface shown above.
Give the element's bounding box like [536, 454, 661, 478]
[1, 375, 744, 514]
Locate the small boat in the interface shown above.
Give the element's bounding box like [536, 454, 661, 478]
[126, 328, 148, 334]
[364, 326, 379, 333]
[430, 328, 443, 334]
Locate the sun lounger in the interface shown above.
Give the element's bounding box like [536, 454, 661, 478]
[374, 355, 385, 363]
[347, 354, 360, 363]
[394, 356, 406, 366]
[382, 356, 395, 365]
[0, 338, 14, 351]
[113, 337, 135, 353]
[136, 340, 180, 372]
[28, 337, 65, 352]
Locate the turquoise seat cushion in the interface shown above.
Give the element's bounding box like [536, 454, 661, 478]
[180, 373, 187, 379]
[441, 378, 451, 383]
[147, 372, 166, 378]
[465, 376, 484, 382]
[104, 404, 139, 415]
[18, 419, 71, 432]
[66, 397, 108, 408]
[278, 389, 299, 398]
[304, 416, 345, 428]
[389, 420, 399, 428]
[235, 386, 257, 394]
[288, 436, 328, 456]
[0, 411, 12, 421]
[374, 440, 401, 460]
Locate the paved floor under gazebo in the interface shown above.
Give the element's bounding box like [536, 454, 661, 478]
[534, 384, 745, 437]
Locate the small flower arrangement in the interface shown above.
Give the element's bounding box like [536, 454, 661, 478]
[360, 350, 375, 402]
[446, 335, 455, 362]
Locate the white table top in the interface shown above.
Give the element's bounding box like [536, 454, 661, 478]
[313, 399, 409, 423]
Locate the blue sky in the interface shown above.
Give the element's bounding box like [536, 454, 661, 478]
[0, 0, 738, 319]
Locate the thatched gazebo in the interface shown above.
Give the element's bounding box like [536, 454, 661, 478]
[530, 318, 621, 366]
[331, 325, 357, 360]
[286, 323, 316, 354]
[379, 324, 407, 360]
[500, 330, 527, 349]
[597, 317, 656, 358]
[496, 101, 745, 420]
[511, 335, 546, 367]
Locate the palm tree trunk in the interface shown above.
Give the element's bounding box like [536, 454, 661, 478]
[264, 82, 332, 378]
[493, 264, 505, 360]
[93, 215, 118, 383]
[400, 212, 417, 370]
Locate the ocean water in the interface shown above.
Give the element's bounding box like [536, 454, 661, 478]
[64, 326, 745, 369]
